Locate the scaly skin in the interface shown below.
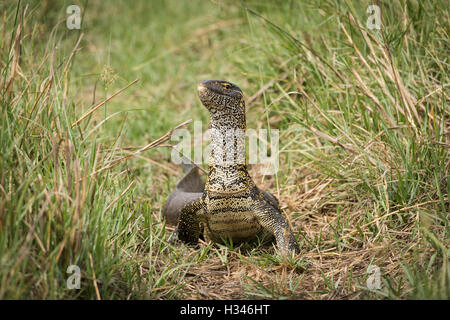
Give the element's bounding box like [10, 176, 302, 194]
[165, 80, 300, 255]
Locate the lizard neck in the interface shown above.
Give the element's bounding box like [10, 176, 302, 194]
[207, 103, 252, 192]
[208, 105, 246, 168]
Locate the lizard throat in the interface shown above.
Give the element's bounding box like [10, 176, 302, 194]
[205, 99, 249, 191]
[208, 109, 246, 168]
[209, 126, 246, 167]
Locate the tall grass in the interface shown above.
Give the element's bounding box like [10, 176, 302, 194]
[238, 0, 449, 299]
[0, 1, 197, 299]
[0, 0, 448, 299]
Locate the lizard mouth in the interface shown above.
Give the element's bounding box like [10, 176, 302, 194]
[197, 83, 209, 95]
[197, 83, 232, 99]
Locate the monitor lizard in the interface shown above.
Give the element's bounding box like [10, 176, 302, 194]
[162, 80, 300, 255]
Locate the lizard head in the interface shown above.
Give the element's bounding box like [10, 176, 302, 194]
[197, 80, 244, 113]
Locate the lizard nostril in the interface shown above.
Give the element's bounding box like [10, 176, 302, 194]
[197, 83, 207, 93]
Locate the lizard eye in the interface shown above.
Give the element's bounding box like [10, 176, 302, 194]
[222, 83, 232, 90]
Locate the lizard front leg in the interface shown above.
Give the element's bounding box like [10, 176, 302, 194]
[176, 199, 204, 245]
[252, 195, 300, 255]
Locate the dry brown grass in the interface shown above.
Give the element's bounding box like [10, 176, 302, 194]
[133, 158, 440, 300]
